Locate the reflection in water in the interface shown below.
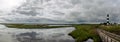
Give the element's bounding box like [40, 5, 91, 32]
[16, 32, 40, 42]
[85, 39, 94, 42]
[0, 24, 75, 42]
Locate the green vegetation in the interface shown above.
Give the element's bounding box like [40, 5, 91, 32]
[99, 25, 120, 35]
[69, 24, 101, 42]
[4, 24, 72, 29]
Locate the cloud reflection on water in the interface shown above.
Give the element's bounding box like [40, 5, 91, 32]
[0, 25, 75, 42]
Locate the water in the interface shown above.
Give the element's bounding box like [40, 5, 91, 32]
[0, 24, 75, 42]
[85, 38, 94, 42]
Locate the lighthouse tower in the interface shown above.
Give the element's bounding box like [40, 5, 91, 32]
[106, 14, 110, 25]
[100, 14, 117, 25]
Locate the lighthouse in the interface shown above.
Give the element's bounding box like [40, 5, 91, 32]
[106, 14, 110, 25]
[100, 14, 118, 25]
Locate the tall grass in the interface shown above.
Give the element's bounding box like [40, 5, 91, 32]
[99, 25, 120, 35]
[69, 24, 101, 42]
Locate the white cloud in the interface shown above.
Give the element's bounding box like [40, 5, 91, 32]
[0, 0, 25, 13]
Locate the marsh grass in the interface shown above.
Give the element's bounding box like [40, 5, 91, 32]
[99, 25, 120, 35]
[5, 24, 71, 29]
[69, 24, 101, 42]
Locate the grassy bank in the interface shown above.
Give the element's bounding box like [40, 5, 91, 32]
[69, 24, 101, 42]
[99, 25, 120, 35]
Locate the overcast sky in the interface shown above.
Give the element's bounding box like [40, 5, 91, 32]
[0, 0, 120, 24]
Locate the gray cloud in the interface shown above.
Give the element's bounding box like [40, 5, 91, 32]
[70, 0, 81, 5]
[1, 0, 120, 24]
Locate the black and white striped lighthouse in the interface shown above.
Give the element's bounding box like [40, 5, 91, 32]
[106, 14, 110, 25]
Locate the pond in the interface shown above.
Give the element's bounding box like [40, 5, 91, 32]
[0, 24, 75, 42]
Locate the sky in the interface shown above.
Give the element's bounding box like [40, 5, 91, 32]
[0, 0, 25, 13]
[0, 0, 120, 24]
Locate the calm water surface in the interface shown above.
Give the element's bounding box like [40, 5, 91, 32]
[0, 24, 75, 42]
